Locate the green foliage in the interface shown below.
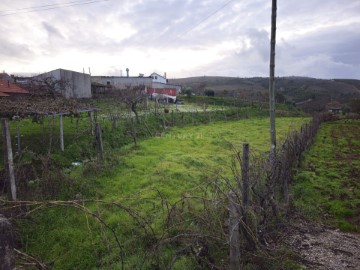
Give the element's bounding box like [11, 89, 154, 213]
[12, 116, 309, 269]
[349, 99, 360, 114]
[292, 119, 360, 232]
[204, 89, 215, 96]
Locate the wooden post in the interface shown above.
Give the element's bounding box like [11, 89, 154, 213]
[89, 111, 94, 135]
[17, 123, 21, 155]
[59, 115, 64, 151]
[269, 0, 277, 164]
[282, 143, 289, 205]
[162, 113, 166, 130]
[0, 215, 15, 269]
[242, 143, 250, 206]
[48, 116, 55, 156]
[229, 191, 241, 270]
[1, 119, 16, 201]
[95, 123, 104, 160]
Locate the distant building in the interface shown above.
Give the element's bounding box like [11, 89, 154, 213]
[34, 68, 91, 98]
[91, 75, 153, 89]
[91, 71, 181, 101]
[326, 101, 343, 114]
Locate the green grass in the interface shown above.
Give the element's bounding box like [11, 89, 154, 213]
[14, 117, 309, 269]
[292, 119, 360, 232]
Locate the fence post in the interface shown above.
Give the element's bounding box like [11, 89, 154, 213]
[0, 215, 15, 270]
[229, 191, 241, 270]
[89, 111, 94, 135]
[242, 143, 250, 206]
[95, 123, 104, 160]
[1, 118, 16, 201]
[59, 115, 64, 151]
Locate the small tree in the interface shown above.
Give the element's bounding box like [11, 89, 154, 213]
[204, 89, 215, 97]
[183, 87, 193, 97]
[196, 82, 207, 95]
[117, 84, 147, 123]
[350, 99, 360, 114]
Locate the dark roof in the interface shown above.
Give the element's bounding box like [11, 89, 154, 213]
[326, 101, 343, 109]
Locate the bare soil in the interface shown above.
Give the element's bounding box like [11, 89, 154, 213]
[285, 217, 360, 269]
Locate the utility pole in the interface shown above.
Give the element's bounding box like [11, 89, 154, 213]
[269, 0, 277, 163]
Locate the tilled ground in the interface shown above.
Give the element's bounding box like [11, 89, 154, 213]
[285, 219, 360, 270]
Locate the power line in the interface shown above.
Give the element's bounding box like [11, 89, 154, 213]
[0, 0, 92, 13]
[178, 0, 235, 37]
[0, 0, 109, 16]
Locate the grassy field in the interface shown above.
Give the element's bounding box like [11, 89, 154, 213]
[1, 98, 303, 168]
[14, 117, 309, 269]
[292, 119, 360, 232]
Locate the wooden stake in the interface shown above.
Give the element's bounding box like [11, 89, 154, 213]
[0, 216, 15, 269]
[89, 111, 94, 135]
[1, 118, 16, 201]
[59, 115, 64, 151]
[17, 123, 21, 155]
[95, 123, 104, 160]
[242, 143, 250, 207]
[229, 191, 241, 270]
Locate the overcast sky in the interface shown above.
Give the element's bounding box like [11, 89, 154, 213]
[1, 0, 359, 79]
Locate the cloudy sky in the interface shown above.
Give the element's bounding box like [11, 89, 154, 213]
[1, 0, 359, 79]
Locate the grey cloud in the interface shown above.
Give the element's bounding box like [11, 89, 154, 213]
[1, 0, 359, 78]
[42, 22, 64, 39]
[0, 39, 34, 59]
[275, 23, 360, 78]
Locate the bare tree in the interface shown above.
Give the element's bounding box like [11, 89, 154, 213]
[27, 76, 70, 99]
[117, 84, 147, 124]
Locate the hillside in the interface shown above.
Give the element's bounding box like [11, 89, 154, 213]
[169, 76, 360, 112]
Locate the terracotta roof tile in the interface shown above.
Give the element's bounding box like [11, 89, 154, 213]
[0, 80, 29, 94]
[0, 91, 10, 97]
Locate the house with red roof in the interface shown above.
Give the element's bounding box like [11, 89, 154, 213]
[0, 75, 29, 98]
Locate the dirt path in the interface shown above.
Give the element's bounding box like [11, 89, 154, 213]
[285, 219, 360, 269]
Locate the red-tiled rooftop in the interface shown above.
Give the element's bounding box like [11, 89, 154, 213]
[0, 79, 29, 95]
[0, 92, 10, 97]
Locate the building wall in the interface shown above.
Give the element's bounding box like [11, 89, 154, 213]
[91, 76, 153, 89]
[36, 69, 91, 98]
[150, 73, 167, 84]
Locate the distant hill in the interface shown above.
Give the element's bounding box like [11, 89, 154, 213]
[169, 76, 360, 112]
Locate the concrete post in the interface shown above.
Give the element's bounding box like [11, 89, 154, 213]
[2, 119, 16, 201]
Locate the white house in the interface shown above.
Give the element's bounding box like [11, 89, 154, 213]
[150, 72, 167, 84]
